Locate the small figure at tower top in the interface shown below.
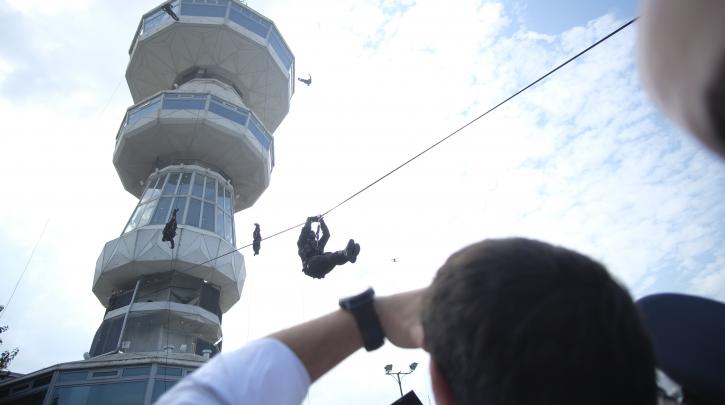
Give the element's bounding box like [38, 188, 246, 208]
[297, 74, 312, 86]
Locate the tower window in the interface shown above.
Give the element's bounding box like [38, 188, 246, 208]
[123, 168, 235, 244]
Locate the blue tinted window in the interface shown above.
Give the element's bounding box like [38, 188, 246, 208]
[201, 202, 215, 231]
[126, 170, 233, 241]
[141, 176, 163, 203]
[92, 370, 118, 378]
[162, 94, 207, 110]
[204, 177, 216, 202]
[126, 97, 161, 127]
[139, 199, 158, 228]
[209, 100, 248, 126]
[269, 28, 293, 70]
[180, 1, 227, 18]
[215, 208, 224, 237]
[191, 174, 204, 198]
[124, 204, 144, 233]
[171, 197, 187, 225]
[229, 6, 270, 38]
[224, 188, 232, 213]
[178, 173, 192, 195]
[163, 173, 180, 195]
[224, 214, 233, 244]
[142, 9, 171, 35]
[151, 197, 173, 224]
[248, 116, 272, 150]
[122, 367, 150, 377]
[53, 381, 147, 405]
[151, 379, 178, 402]
[217, 182, 225, 207]
[158, 367, 183, 377]
[187, 198, 202, 227]
[58, 371, 88, 382]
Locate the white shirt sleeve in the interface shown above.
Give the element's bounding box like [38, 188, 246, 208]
[155, 338, 311, 405]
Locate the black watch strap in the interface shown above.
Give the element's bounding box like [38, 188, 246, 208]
[339, 288, 385, 351]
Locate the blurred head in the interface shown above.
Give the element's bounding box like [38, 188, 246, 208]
[639, 0, 725, 158]
[421, 238, 656, 405]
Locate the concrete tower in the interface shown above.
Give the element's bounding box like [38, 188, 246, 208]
[92, 0, 293, 358]
[0, 1, 293, 403]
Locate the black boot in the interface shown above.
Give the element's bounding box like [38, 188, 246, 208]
[345, 239, 360, 263]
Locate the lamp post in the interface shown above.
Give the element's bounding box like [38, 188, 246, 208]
[384, 362, 418, 397]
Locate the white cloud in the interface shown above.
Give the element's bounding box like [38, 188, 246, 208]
[689, 257, 725, 302]
[4, 0, 92, 16]
[0, 57, 13, 82]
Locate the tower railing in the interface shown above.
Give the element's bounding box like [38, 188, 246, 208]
[115, 91, 274, 171]
[128, 0, 295, 84]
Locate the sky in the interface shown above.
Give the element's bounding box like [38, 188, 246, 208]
[1, 0, 724, 404]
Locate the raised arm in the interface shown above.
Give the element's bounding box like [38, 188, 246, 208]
[270, 288, 426, 382]
[319, 217, 329, 238]
[297, 217, 313, 248]
[155, 288, 426, 405]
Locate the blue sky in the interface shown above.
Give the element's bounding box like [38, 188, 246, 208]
[506, 0, 637, 34]
[1, 0, 724, 404]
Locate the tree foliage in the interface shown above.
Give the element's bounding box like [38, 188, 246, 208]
[0, 306, 19, 379]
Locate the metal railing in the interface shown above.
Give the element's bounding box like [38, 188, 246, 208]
[128, 0, 294, 78]
[116, 91, 274, 169]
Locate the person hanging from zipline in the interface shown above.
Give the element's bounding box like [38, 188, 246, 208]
[297, 215, 360, 279]
[252, 223, 262, 256]
[162, 209, 179, 249]
[297, 74, 312, 86]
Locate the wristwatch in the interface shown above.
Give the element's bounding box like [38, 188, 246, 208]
[339, 288, 385, 351]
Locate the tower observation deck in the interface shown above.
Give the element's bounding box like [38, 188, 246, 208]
[92, 0, 294, 363]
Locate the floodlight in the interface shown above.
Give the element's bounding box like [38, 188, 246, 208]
[409, 362, 418, 371]
[384, 364, 393, 373]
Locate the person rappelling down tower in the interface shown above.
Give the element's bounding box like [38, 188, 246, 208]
[252, 223, 262, 255]
[162, 209, 179, 249]
[297, 216, 360, 279]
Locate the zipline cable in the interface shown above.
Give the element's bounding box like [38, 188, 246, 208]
[320, 17, 637, 216]
[184, 221, 305, 273]
[181, 17, 638, 274]
[96, 77, 124, 120]
[0, 219, 49, 322]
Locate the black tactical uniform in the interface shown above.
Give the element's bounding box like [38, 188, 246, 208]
[297, 216, 359, 279]
[162, 209, 179, 249]
[252, 223, 262, 255]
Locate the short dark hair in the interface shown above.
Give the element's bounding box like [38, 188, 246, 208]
[421, 238, 656, 405]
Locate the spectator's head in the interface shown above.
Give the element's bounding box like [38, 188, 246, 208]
[639, 0, 725, 159]
[421, 238, 656, 405]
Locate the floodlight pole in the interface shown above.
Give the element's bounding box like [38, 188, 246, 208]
[385, 365, 416, 397]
